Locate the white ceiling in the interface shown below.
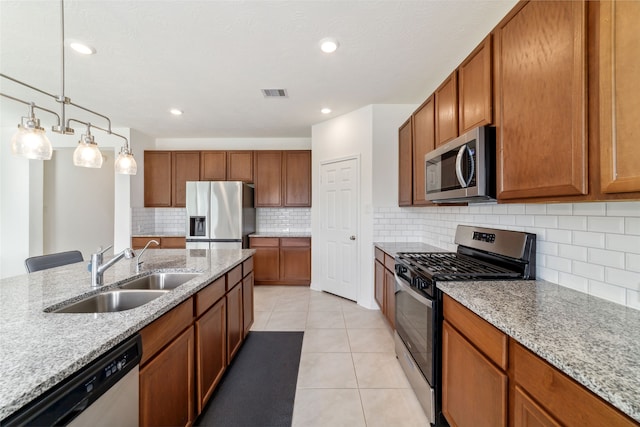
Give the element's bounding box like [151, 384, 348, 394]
[0, 0, 517, 139]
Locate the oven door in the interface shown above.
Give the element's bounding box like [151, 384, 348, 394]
[394, 272, 436, 387]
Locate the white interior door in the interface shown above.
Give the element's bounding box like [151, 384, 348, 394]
[319, 158, 359, 301]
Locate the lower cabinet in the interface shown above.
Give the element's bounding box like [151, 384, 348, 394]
[132, 236, 186, 249]
[138, 257, 254, 426]
[442, 294, 638, 427]
[373, 247, 395, 328]
[249, 237, 311, 285]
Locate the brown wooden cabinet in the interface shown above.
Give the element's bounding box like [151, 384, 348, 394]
[172, 151, 201, 207]
[132, 236, 186, 249]
[195, 297, 226, 413]
[226, 281, 243, 361]
[412, 97, 435, 206]
[398, 118, 413, 206]
[598, 1, 640, 195]
[144, 151, 172, 207]
[495, 1, 588, 201]
[435, 71, 459, 147]
[373, 247, 396, 328]
[283, 151, 311, 207]
[442, 294, 638, 427]
[254, 151, 283, 207]
[242, 271, 254, 338]
[250, 237, 311, 285]
[200, 151, 227, 181]
[458, 35, 493, 133]
[227, 151, 254, 183]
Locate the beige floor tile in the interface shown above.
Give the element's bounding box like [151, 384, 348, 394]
[292, 389, 366, 427]
[360, 388, 429, 427]
[308, 297, 343, 311]
[302, 329, 350, 353]
[347, 328, 394, 352]
[263, 311, 307, 331]
[253, 295, 279, 312]
[352, 353, 410, 389]
[306, 310, 345, 329]
[343, 309, 388, 329]
[250, 310, 270, 331]
[297, 352, 358, 388]
[272, 298, 310, 312]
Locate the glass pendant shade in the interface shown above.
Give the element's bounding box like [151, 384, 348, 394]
[73, 134, 103, 168]
[114, 148, 137, 175]
[11, 123, 53, 160]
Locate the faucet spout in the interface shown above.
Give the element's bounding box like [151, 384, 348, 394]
[136, 240, 160, 273]
[91, 246, 135, 287]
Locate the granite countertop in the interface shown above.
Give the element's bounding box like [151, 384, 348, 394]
[438, 280, 640, 423]
[0, 248, 254, 421]
[374, 241, 445, 257]
[250, 232, 311, 238]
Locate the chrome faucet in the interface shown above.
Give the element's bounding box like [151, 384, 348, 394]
[136, 240, 160, 273]
[91, 245, 136, 287]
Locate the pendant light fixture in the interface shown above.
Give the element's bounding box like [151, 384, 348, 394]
[0, 0, 137, 175]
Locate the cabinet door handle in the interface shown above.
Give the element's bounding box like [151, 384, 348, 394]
[349, 236, 356, 241]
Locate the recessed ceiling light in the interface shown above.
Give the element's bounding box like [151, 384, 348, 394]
[321, 108, 332, 114]
[170, 108, 183, 116]
[70, 42, 96, 55]
[319, 38, 339, 54]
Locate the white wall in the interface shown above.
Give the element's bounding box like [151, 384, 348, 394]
[311, 104, 415, 309]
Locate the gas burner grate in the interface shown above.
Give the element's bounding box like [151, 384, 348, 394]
[398, 252, 521, 280]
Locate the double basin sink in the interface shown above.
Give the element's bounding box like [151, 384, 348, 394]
[52, 273, 201, 314]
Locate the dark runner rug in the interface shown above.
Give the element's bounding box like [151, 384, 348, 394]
[195, 331, 304, 427]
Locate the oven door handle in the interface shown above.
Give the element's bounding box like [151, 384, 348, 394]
[394, 273, 434, 308]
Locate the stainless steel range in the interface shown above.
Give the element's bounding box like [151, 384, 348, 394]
[393, 225, 536, 426]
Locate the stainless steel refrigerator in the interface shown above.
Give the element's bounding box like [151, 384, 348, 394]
[185, 181, 255, 249]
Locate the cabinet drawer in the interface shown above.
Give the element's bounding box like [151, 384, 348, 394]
[374, 247, 384, 263]
[140, 298, 194, 365]
[249, 237, 279, 247]
[443, 295, 508, 370]
[227, 264, 243, 290]
[281, 237, 310, 247]
[195, 276, 226, 318]
[511, 341, 638, 427]
[161, 237, 186, 249]
[132, 237, 159, 250]
[384, 253, 395, 271]
[242, 257, 253, 276]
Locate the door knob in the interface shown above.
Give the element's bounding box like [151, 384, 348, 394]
[350, 235, 356, 240]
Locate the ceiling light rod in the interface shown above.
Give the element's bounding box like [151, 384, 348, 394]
[0, 93, 61, 127]
[66, 118, 129, 147]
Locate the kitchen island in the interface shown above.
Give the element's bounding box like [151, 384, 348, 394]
[0, 248, 254, 421]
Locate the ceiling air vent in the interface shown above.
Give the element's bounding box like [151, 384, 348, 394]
[261, 89, 288, 98]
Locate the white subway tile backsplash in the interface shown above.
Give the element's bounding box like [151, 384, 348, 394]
[558, 215, 587, 231]
[525, 204, 547, 215]
[558, 243, 587, 261]
[534, 215, 558, 228]
[587, 248, 625, 269]
[558, 272, 588, 292]
[588, 281, 627, 305]
[627, 289, 640, 310]
[606, 234, 640, 254]
[625, 218, 640, 235]
[573, 202, 606, 216]
[572, 231, 605, 248]
[605, 267, 640, 289]
[546, 203, 573, 215]
[546, 229, 572, 244]
[572, 261, 605, 281]
[545, 255, 572, 273]
[588, 217, 625, 234]
[626, 254, 640, 273]
[606, 202, 640, 217]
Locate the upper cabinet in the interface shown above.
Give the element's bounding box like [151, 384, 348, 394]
[200, 151, 254, 183]
[144, 151, 173, 207]
[254, 150, 312, 208]
[599, 0, 640, 195]
[412, 97, 435, 206]
[227, 151, 254, 183]
[173, 152, 201, 207]
[458, 35, 493, 133]
[495, 1, 588, 201]
[398, 118, 413, 206]
[435, 72, 459, 147]
[200, 151, 227, 181]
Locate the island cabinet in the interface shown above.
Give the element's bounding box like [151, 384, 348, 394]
[139, 257, 254, 426]
[254, 150, 312, 207]
[442, 295, 639, 427]
[598, 1, 640, 196]
[494, 0, 588, 201]
[373, 248, 395, 328]
[249, 237, 311, 285]
[398, 118, 413, 206]
[144, 151, 200, 208]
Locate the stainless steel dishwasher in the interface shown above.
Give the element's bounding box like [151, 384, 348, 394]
[1, 334, 141, 427]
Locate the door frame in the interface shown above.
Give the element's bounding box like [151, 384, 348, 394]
[317, 154, 361, 302]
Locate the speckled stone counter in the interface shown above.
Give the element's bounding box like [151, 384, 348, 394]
[0, 248, 254, 421]
[374, 241, 445, 257]
[250, 232, 311, 238]
[438, 280, 640, 423]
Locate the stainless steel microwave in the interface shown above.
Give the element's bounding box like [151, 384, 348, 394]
[425, 126, 496, 203]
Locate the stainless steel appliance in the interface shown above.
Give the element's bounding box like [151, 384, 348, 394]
[2, 334, 141, 426]
[394, 225, 536, 426]
[185, 181, 256, 250]
[425, 126, 496, 203]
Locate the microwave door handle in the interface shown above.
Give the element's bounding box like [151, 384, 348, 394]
[455, 145, 475, 188]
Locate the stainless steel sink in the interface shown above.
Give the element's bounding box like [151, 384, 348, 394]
[52, 290, 168, 313]
[118, 272, 200, 290]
